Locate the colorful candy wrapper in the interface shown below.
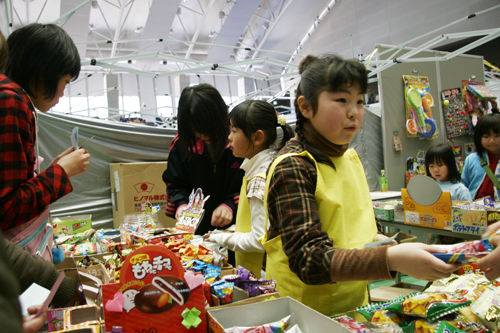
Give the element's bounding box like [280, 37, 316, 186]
[357, 297, 407, 322]
[236, 265, 258, 281]
[443, 311, 490, 333]
[401, 319, 467, 333]
[225, 314, 291, 333]
[433, 239, 494, 264]
[211, 280, 234, 305]
[259, 280, 277, 294]
[471, 286, 500, 332]
[335, 315, 374, 333]
[385, 292, 471, 321]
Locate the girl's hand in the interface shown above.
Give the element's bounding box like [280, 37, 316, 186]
[57, 148, 91, 177]
[175, 204, 188, 220]
[49, 147, 75, 167]
[23, 305, 47, 333]
[387, 243, 460, 281]
[211, 205, 232, 228]
[203, 231, 211, 241]
[476, 221, 500, 280]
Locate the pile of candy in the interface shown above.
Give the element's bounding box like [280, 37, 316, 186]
[183, 261, 277, 307]
[335, 272, 500, 332]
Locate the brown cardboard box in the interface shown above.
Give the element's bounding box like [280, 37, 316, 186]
[110, 162, 175, 229]
[370, 283, 423, 302]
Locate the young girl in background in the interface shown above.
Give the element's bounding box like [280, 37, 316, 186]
[163, 84, 244, 237]
[207, 100, 294, 277]
[462, 113, 500, 200]
[262, 54, 458, 316]
[425, 143, 471, 202]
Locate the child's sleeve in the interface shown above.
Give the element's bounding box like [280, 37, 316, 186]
[162, 136, 190, 218]
[456, 183, 472, 202]
[210, 176, 266, 252]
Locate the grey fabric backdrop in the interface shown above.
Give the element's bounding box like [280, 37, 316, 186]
[37, 112, 174, 229]
[37, 109, 382, 229]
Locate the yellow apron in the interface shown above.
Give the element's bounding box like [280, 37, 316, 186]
[235, 172, 266, 278]
[261, 149, 377, 316]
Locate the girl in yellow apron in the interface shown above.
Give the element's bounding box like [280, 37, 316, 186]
[207, 100, 293, 278]
[262, 55, 459, 316]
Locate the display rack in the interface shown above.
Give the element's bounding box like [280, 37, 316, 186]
[379, 220, 481, 240]
[377, 44, 485, 191]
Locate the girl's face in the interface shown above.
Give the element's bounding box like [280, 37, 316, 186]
[428, 159, 449, 182]
[481, 129, 500, 154]
[300, 83, 364, 145]
[30, 74, 71, 112]
[228, 125, 253, 159]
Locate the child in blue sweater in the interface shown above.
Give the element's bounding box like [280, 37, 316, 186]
[425, 143, 471, 202]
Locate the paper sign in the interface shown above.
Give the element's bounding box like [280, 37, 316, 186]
[71, 127, 79, 150]
[174, 188, 209, 233]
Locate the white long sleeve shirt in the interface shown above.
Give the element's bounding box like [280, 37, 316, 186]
[209, 149, 274, 252]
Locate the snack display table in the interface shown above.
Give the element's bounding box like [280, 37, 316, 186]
[379, 220, 481, 240]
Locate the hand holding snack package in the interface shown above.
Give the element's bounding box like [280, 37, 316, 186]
[477, 221, 500, 281]
[432, 238, 495, 264]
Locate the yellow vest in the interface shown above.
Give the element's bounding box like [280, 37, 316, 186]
[235, 173, 266, 278]
[261, 149, 377, 316]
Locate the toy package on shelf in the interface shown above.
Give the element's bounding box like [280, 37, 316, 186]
[405, 155, 426, 187]
[462, 80, 496, 127]
[441, 87, 471, 139]
[403, 75, 438, 140]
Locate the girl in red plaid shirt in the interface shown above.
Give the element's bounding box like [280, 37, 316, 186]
[0, 24, 90, 232]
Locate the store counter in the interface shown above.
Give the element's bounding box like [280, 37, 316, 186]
[370, 191, 401, 201]
[378, 219, 481, 240]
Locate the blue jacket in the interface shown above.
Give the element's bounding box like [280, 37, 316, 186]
[462, 152, 500, 200]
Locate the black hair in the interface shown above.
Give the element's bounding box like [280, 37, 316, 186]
[177, 83, 229, 162]
[294, 54, 368, 167]
[425, 144, 461, 183]
[229, 100, 294, 153]
[0, 29, 8, 71]
[4, 23, 80, 100]
[473, 113, 500, 156]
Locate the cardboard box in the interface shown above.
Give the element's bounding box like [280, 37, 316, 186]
[48, 304, 103, 332]
[402, 188, 453, 230]
[52, 215, 92, 236]
[110, 162, 176, 229]
[385, 232, 417, 243]
[369, 285, 421, 302]
[207, 296, 350, 333]
[451, 207, 487, 236]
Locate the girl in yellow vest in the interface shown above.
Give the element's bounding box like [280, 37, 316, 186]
[207, 100, 293, 277]
[261, 54, 459, 316]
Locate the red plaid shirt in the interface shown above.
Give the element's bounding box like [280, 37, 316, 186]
[0, 74, 72, 230]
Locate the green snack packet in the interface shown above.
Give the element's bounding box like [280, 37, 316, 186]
[386, 292, 471, 321]
[402, 319, 467, 333]
[357, 296, 406, 322]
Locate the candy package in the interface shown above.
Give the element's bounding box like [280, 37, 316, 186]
[386, 292, 471, 321]
[470, 286, 500, 332]
[224, 315, 291, 333]
[433, 239, 494, 264]
[401, 319, 466, 333]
